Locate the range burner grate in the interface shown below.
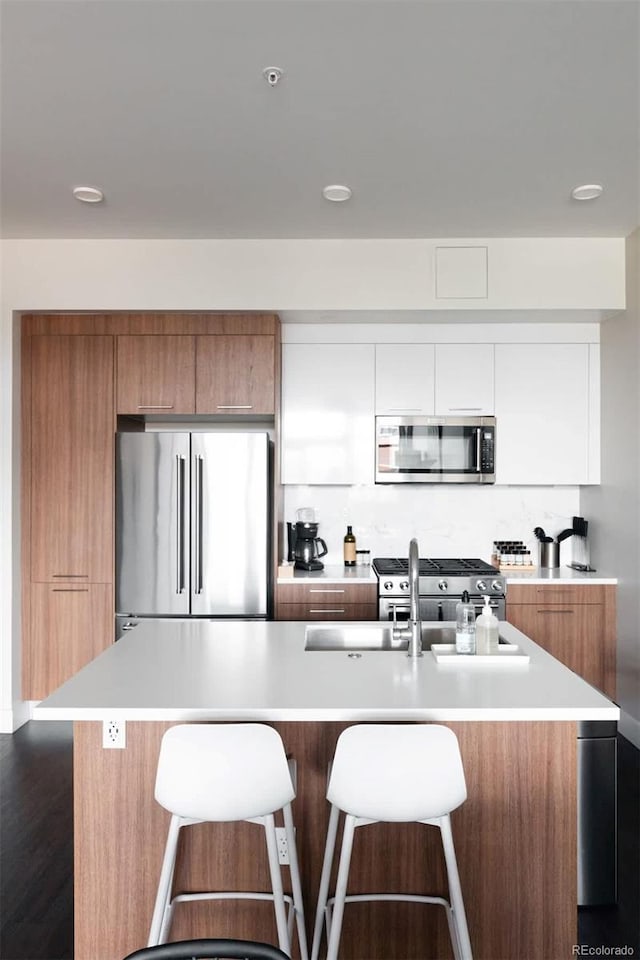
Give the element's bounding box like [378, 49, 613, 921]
[372, 557, 499, 576]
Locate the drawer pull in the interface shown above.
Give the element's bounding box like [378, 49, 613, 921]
[53, 573, 88, 578]
[309, 609, 345, 614]
[52, 588, 89, 593]
[137, 405, 174, 409]
[309, 589, 345, 594]
[217, 405, 253, 410]
[537, 609, 574, 614]
[536, 588, 572, 594]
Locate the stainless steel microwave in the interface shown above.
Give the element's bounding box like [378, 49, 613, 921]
[375, 416, 496, 483]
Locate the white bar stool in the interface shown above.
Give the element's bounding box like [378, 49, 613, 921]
[311, 724, 472, 960]
[148, 724, 308, 960]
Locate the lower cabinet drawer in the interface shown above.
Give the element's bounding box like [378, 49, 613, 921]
[277, 602, 378, 621]
[277, 582, 377, 604]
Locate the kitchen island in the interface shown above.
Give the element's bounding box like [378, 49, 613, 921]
[35, 620, 618, 960]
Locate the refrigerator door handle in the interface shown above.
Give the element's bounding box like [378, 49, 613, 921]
[176, 455, 186, 594]
[194, 454, 204, 594]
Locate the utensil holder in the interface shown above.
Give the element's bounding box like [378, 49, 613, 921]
[540, 541, 560, 569]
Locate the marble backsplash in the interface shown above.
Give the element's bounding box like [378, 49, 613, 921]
[283, 484, 581, 566]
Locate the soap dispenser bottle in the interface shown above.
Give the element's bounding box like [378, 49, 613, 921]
[476, 595, 499, 655]
[455, 590, 476, 655]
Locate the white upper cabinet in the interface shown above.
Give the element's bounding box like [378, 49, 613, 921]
[434, 344, 495, 415]
[281, 343, 375, 484]
[495, 343, 596, 484]
[375, 344, 435, 414]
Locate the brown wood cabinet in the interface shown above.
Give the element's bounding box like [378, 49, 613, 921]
[196, 335, 275, 414]
[276, 581, 378, 621]
[23, 333, 115, 698]
[29, 335, 114, 583]
[116, 335, 196, 414]
[27, 583, 113, 700]
[22, 312, 281, 700]
[506, 582, 616, 698]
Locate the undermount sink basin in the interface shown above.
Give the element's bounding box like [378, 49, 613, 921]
[304, 623, 509, 652]
[305, 623, 456, 651]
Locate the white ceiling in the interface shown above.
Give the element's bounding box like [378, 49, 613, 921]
[1, 0, 638, 241]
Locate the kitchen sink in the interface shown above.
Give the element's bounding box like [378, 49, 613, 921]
[304, 623, 510, 651]
[306, 623, 453, 651]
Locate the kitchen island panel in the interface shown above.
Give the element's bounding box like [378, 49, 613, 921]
[73, 720, 576, 960]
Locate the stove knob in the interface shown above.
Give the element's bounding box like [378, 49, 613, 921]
[491, 580, 503, 592]
[476, 579, 487, 592]
[438, 579, 448, 592]
[383, 581, 394, 592]
[400, 580, 410, 592]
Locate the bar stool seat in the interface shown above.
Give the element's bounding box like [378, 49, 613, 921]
[311, 724, 472, 960]
[148, 724, 308, 960]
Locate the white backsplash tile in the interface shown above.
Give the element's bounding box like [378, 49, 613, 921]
[284, 485, 581, 565]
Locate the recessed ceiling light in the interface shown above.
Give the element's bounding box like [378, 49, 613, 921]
[322, 184, 352, 203]
[72, 186, 104, 203]
[571, 184, 603, 201]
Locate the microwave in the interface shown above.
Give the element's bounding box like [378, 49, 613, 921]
[375, 416, 496, 483]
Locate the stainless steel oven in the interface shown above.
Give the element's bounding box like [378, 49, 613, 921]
[374, 557, 505, 622]
[379, 594, 505, 623]
[376, 416, 496, 483]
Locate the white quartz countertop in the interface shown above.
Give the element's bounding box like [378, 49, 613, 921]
[277, 564, 377, 584]
[277, 563, 617, 586]
[34, 620, 619, 723]
[503, 565, 617, 585]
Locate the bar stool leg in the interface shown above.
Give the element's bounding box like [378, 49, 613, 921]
[325, 814, 357, 960]
[311, 803, 340, 960]
[148, 814, 181, 946]
[263, 813, 292, 956]
[439, 815, 473, 960]
[283, 802, 309, 960]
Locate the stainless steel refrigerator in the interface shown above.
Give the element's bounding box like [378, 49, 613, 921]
[116, 431, 270, 634]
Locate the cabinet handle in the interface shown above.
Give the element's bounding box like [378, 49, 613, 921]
[309, 608, 345, 614]
[448, 407, 482, 411]
[536, 588, 572, 594]
[309, 589, 345, 594]
[136, 405, 174, 409]
[385, 408, 422, 412]
[52, 573, 88, 578]
[216, 405, 253, 410]
[536, 609, 574, 614]
[52, 588, 89, 593]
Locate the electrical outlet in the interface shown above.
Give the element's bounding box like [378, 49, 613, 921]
[275, 827, 290, 865]
[102, 719, 126, 749]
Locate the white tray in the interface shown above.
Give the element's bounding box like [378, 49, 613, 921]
[430, 643, 530, 666]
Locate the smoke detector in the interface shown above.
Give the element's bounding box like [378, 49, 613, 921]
[263, 66, 284, 87]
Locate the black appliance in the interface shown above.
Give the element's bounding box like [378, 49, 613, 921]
[373, 557, 505, 621]
[287, 521, 328, 571]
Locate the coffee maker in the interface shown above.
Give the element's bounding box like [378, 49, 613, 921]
[287, 508, 328, 571]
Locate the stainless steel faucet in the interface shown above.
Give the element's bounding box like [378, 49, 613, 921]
[393, 537, 423, 657]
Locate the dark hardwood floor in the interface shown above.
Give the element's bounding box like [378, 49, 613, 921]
[1, 721, 638, 960]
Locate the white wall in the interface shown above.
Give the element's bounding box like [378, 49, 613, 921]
[582, 230, 640, 747]
[0, 236, 626, 731]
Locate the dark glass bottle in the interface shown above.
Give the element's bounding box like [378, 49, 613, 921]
[343, 525, 356, 567]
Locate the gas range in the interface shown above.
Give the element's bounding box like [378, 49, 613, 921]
[372, 557, 505, 621]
